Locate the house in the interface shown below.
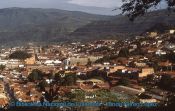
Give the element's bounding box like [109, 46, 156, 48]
[158, 61, 173, 71]
[25, 54, 36, 65]
[76, 79, 104, 85]
[53, 60, 62, 65]
[76, 79, 109, 91]
[139, 68, 154, 78]
[115, 67, 140, 79]
[6, 59, 23, 68]
[149, 32, 158, 38]
[0, 60, 8, 66]
[135, 62, 147, 67]
[69, 56, 101, 65]
[170, 29, 175, 34]
[0, 94, 8, 108]
[156, 50, 167, 56]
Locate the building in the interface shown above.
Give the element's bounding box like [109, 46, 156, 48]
[139, 68, 154, 78]
[149, 32, 158, 38]
[0, 60, 8, 66]
[25, 54, 36, 65]
[6, 59, 23, 68]
[0, 83, 8, 108]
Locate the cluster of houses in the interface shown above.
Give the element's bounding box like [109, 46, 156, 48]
[0, 29, 175, 109]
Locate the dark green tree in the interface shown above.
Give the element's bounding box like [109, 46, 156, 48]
[64, 73, 77, 86]
[118, 77, 130, 86]
[158, 74, 173, 90]
[0, 65, 5, 71]
[28, 69, 44, 82]
[9, 51, 31, 60]
[86, 58, 92, 67]
[121, 0, 175, 21]
[54, 71, 65, 85]
[118, 48, 129, 57]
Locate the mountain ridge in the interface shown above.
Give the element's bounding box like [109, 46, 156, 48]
[71, 9, 175, 41]
[0, 7, 111, 45]
[0, 8, 175, 45]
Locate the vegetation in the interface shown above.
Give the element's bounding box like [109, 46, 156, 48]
[86, 58, 92, 67]
[95, 55, 118, 63]
[28, 69, 44, 82]
[0, 8, 108, 45]
[0, 65, 5, 71]
[54, 71, 77, 86]
[158, 74, 174, 90]
[65, 90, 86, 102]
[63, 74, 77, 86]
[118, 77, 130, 86]
[94, 89, 119, 102]
[118, 48, 130, 58]
[91, 46, 111, 52]
[65, 89, 124, 102]
[95, 47, 129, 63]
[121, 0, 175, 20]
[9, 51, 31, 60]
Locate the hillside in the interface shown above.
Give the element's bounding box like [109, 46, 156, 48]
[0, 7, 110, 45]
[71, 9, 175, 41]
[0, 8, 175, 45]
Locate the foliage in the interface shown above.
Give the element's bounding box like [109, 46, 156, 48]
[0, 8, 109, 45]
[0, 65, 5, 71]
[118, 48, 129, 57]
[65, 90, 85, 102]
[84, 69, 108, 81]
[95, 55, 118, 63]
[91, 46, 111, 52]
[94, 89, 119, 102]
[167, 51, 175, 63]
[38, 80, 49, 91]
[118, 77, 130, 86]
[158, 74, 173, 90]
[28, 69, 44, 82]
[63, 74, 77, 86]
[9, 51, 31, 60]
[86, 58, 92, 67]
[121, 0, 175, 21]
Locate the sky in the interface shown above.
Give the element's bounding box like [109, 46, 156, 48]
[0, 0, 123, 15]
[0, 0, 167, 15]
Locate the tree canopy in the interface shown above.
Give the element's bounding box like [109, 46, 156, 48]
[28, 69, 44, 82]
[9, 51, 32, 60]
[121, 0, 175, 20]
[0, 65, 5, 71]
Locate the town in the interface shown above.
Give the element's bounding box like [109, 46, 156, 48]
[0, 29, 175, 111]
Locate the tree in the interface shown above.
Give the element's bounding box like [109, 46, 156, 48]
[121, 0, 175, 21]
[86, 58, 92, 67]
[64, 73, 77, 86]
[0, 65, 5, 71]
[28, 69, 44, 82]
[9, 51, 31, 61]
[158, 74, 173, 90]
[167, 51, 175, 63]
[118, 48, 129, 57]
[38, 80, 49, 91]
[54, 71, 65, 85]
[118, 77, 130, 86]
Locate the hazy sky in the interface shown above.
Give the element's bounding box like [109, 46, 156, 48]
[0, 0, 166, 15]
[0, 0, 122, 15]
